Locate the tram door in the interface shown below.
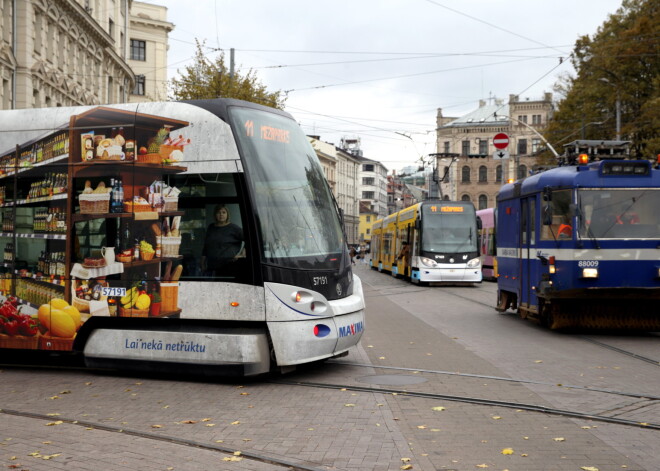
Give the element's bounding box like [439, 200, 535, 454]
[520, 197, 537, 312]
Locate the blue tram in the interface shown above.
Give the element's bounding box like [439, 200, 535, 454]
[496, 148, 660, 330]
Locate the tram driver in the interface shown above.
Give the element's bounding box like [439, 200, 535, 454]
[201, 204, 246, 277]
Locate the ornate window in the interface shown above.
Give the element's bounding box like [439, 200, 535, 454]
[478, 194, 488, 210]
[495, 165, 502, 183]
[478, 165, 487, 183]
[461, 166, 471, 183]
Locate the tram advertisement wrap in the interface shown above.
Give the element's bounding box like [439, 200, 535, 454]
[0, 102, 361, 359]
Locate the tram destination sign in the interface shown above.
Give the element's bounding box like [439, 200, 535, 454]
[493, 133, 510, 149]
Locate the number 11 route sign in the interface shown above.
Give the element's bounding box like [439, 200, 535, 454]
[493, 133, 510, 149]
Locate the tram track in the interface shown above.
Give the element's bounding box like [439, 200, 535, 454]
[0, 407, 325, 471]
[273, 379, 660, 431]
[327, 360, 660, 401]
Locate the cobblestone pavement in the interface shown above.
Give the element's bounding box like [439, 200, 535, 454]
[0, 263, 657, 470]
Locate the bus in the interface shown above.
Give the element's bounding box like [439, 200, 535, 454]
[476, 208, 497, 280]
[0, 99, 364, 375]
[496, 148, 660, 330]
[370, 201, 482, 284]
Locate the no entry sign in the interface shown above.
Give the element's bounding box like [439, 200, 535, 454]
[493, 133, 510, 149]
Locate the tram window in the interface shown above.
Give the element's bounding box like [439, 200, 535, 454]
[578, 189, 660, 239]
[541, 189, 572, 240]
[173, 174, 250, 283]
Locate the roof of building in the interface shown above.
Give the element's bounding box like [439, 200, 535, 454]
[443, 104, 509, 128]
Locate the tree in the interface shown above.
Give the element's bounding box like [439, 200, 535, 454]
[169, 40, 287, 109]
[546, 0, 659, 158]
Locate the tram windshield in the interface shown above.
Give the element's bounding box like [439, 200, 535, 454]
[421, 204, 478, 253]
[578, 188, 660, 239]
[228, 107, 344, 268]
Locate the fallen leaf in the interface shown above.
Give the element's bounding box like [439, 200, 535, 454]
[42, 441, 51, 444]
[501, 448, 514, 455]
[179, 420, 198, 424]
[521, 454, 528, 457]
[240, 392, 250, 395]
[45, 421, 63, 426]
[344, 404, 356, 407]
[202, 418, 212, 422]
[222, 456, 243, 462]
[581, 426, 591, 429]
[417, 425, 427, 429]
[151, 424, 163, 428]
[215, 440, 224, 443]
[379, 356, 386, 360]
[242, 438, 251, 442]
[85, 382, 92, 386]
[205, 424, 215, 427]
[534, 360, 543, 363]
[49, 396, 60, 400]
[431, 429, 441, 432]
[401, 457, 411, 462]
[491, 416, 502, 420]
[401, 466, 413, 470]
[60, 390, 71, 394]
[46, 413, 60, 417]
[554, 437, 565, 442]
[10, 456, 16, 460]
[231, 421, 240, 425]
[233, 451, 242, 456]
[432, 406, 446, 411]
[580, 467, 599, 471]
[367, 345, 374, 348]
[476, 465, 488, 468]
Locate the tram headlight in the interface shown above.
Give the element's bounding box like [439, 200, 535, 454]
[421, 257, 438, 267]
[581, 268, 599, 279]
[467, 257, 481, 268]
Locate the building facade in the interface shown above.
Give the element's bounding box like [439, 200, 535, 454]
[436, 93, 553, 209]
[128, 1, 172, 102]
[309, 137, 360, 245]
[356, 156, 388, 220]
[0, 0, 171, 110]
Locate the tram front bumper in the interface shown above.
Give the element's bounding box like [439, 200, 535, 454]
[417, 266, 482, 283]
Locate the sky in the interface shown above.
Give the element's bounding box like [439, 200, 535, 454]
[141, 0, 623, 173]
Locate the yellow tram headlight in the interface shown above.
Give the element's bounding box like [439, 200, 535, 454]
[581, 268, 599, 279]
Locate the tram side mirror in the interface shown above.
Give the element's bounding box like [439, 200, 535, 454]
[414, 220, 420, 230]
[542, 204, 553, 226]
[542, 187, 552, 201]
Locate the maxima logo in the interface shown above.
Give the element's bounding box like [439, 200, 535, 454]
[338, 321, 364, 338]
[314, 324, 331, 337]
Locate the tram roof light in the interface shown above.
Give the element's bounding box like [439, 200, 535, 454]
[578, 153, 589, 164]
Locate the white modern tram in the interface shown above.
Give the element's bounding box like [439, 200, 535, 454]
[0, 99, 364, 375]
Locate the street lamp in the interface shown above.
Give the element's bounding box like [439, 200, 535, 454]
[598, 77, 621, 140]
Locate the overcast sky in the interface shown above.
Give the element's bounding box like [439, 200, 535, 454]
[143, 0, 623, 173]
